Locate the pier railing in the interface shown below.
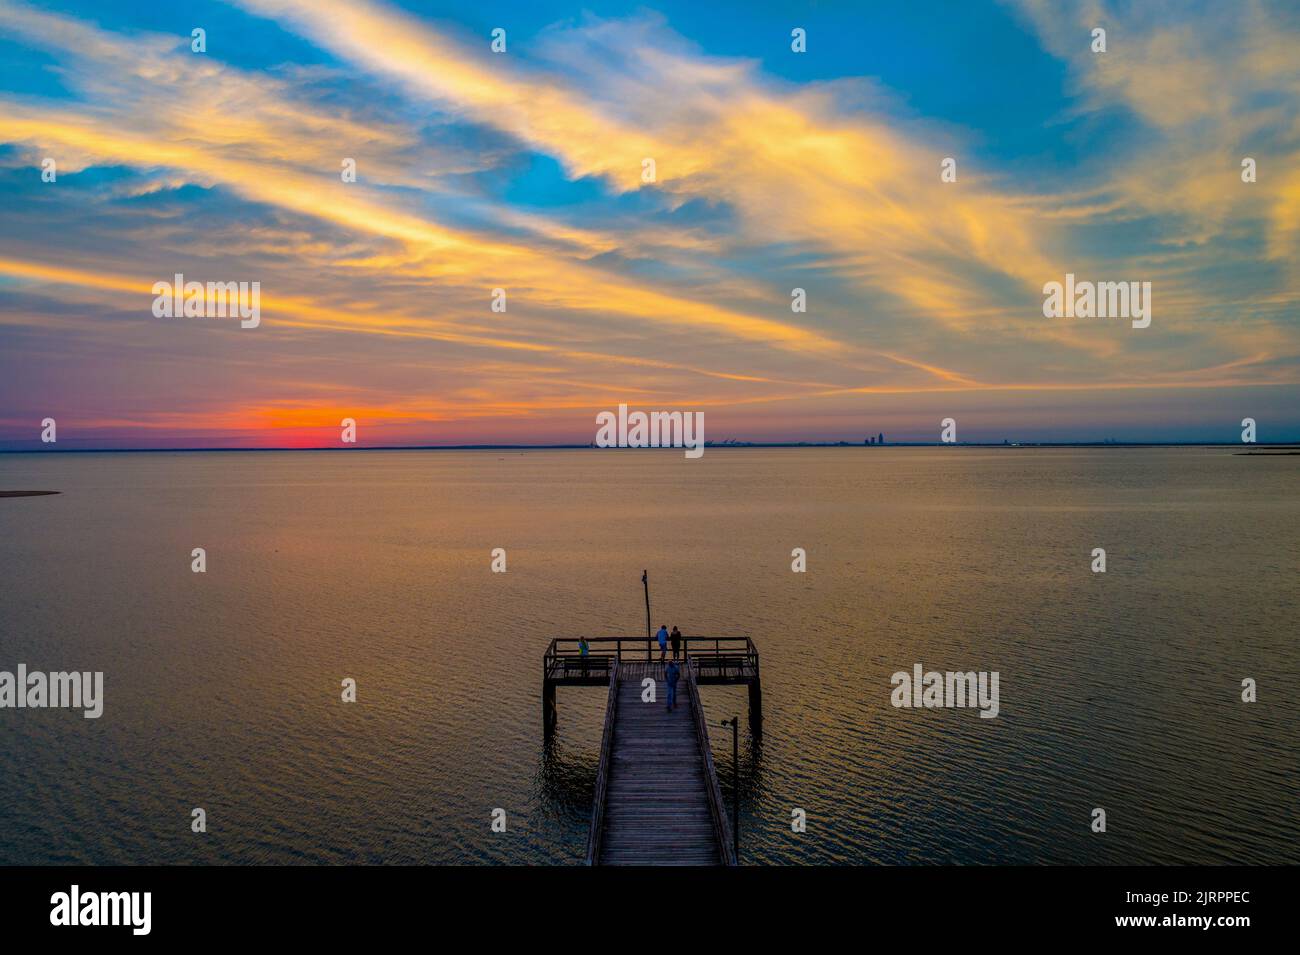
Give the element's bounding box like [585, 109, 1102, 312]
[544, 636, 758, 683]
[584, 657, 620, 865]
[685, 662, 737, 865]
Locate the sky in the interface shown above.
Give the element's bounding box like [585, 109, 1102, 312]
[0, 0, 1297, 449]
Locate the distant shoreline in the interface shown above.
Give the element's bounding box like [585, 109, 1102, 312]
[2, 443, 1297, 454]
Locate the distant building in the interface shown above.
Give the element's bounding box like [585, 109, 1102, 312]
[878, 432, 884, 446]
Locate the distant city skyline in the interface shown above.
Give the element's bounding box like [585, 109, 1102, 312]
[2, 0, 1298, 450]
[3, 432, 1294, 453]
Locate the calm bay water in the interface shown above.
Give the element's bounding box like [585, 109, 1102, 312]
[1, 447, 1297, 865]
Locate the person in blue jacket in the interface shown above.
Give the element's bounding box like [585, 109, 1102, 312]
[665, 659, 681, 712]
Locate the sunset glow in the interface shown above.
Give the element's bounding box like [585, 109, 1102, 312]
[2, 0, 1298, 447]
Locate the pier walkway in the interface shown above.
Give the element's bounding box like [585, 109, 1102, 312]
[542, 637, 759, 866]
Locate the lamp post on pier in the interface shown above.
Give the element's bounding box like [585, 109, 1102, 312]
[641, 570, 651, 660]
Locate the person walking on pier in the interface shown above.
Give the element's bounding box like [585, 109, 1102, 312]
[670, 626, 681, 659]
[665, 658, 680, 712]
[656, 624, 669, 661]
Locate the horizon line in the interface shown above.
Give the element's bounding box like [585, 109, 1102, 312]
[3, 441, 1298, 455]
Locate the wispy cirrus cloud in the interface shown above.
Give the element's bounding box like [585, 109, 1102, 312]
[0, 0, 1296, 447]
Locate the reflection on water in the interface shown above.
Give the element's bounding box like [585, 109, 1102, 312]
[536, 738, 597, 826]
[1, 448, 1297, 864]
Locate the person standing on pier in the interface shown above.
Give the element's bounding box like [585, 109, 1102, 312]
[670, 626, 681, 659]
[665, 658, 680, 712]
[656, 624, 669, 661]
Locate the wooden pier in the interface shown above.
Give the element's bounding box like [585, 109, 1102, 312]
[542, 637, 760, 866]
